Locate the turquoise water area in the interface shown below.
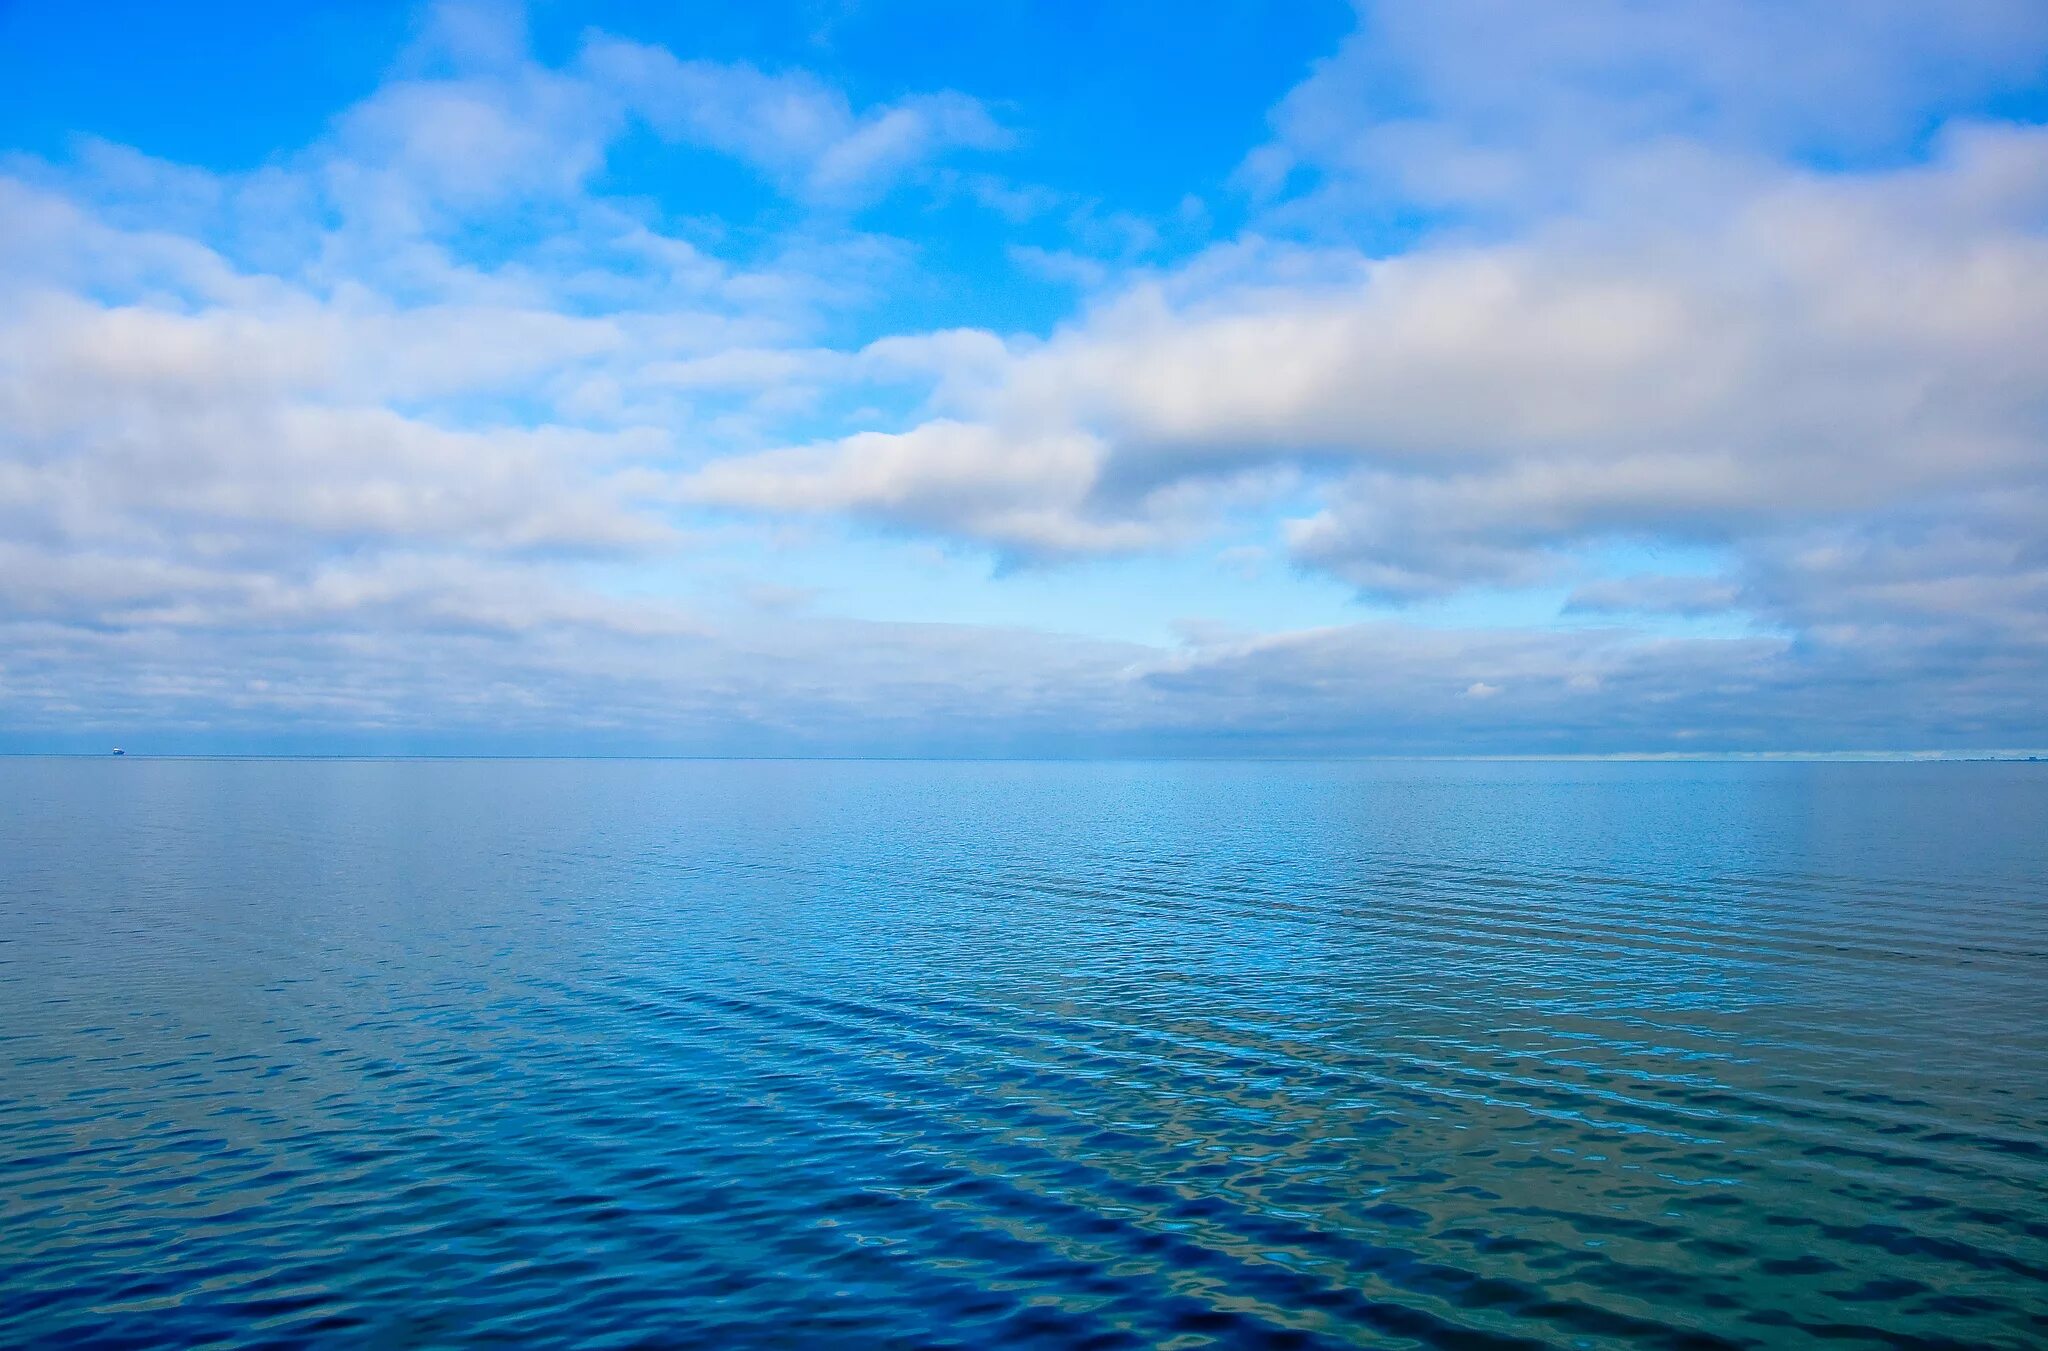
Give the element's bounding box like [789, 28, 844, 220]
[2, 759, 2044, 1347]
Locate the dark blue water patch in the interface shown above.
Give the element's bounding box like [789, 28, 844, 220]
[1, 758, 2045, 1348]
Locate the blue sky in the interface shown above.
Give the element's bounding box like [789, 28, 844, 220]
[2, 0, 2046, 755]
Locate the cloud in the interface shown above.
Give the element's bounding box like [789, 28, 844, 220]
[0, 0, 1032, 580]
[1137, 616, 2044, 754]
[696, 123, 2048, 596]
[2, 0, 2044, 754]
[582, 39, 1008, 206]
[8, 576, 2040, 755]
[1250, 0, 2048, 215]
[1565, 575, 1744, 617]
[684, 421, 1167, 555]
[0, 291, 673, 555]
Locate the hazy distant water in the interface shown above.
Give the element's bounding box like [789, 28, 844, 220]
[2, 759, 2045, 1349]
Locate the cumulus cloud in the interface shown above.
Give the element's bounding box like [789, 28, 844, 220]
[0, 1, 1033, 753]
[3, 0, 2044, 754]
[684, 421, 1201, 555]
[686, 124, 2048, 611]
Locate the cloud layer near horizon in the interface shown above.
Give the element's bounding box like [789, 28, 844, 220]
[3, 0, 2046, 754]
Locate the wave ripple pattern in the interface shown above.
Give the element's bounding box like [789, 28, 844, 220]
[2, 760, 2045, 1349]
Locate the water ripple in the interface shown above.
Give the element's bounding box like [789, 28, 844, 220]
[2, 758, 2045, 1348]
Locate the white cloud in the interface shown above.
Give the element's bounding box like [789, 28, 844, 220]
[581, 39, 1008, 207]
[695, 124, 2048, 600]
[1251, 0, 2048, 215]
[684, 421, 1160, 555]
[3, 0, 2045, 753]
[0, 291, 673, 555]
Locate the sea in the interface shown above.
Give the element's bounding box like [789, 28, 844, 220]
[2, 757, 2044, 1348]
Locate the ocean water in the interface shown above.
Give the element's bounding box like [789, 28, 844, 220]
[2, 759, 2045, 1349]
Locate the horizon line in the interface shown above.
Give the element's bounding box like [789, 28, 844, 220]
[5, 750, 2044, 764]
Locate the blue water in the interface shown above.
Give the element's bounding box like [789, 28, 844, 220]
[2, 759, 2045, 1349]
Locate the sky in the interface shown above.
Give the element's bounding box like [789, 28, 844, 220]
[2, 0, 2046, 757]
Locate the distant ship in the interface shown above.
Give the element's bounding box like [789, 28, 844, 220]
[111, 747, 125, 756]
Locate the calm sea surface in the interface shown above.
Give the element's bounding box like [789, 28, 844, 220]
[2, 759, 2045, 1349]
